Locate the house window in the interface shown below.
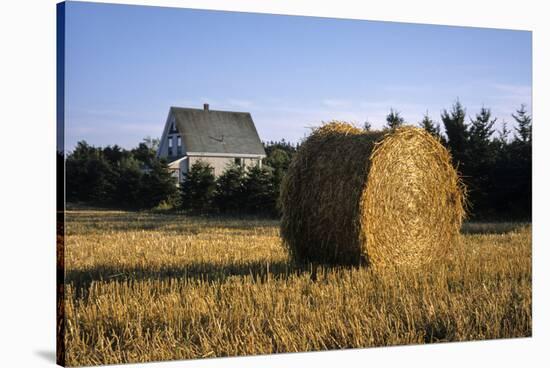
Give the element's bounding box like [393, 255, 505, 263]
[169, 120, 177, 133]
[177, 136, 182, 155]
[234, 157, 242, 166]
[168, 136, 173, 156]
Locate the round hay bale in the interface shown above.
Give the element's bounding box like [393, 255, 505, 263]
[280, 121, 465, 268]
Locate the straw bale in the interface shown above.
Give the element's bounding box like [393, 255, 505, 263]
[280, 122, 465, 267]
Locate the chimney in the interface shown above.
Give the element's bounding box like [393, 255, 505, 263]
[203, 103, 209, 111]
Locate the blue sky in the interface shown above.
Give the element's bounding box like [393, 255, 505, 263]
[64, 1, 532, 150]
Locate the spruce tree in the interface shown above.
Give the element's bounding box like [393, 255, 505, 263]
[385, 108, 405, 129]
[496, 122, 510, 147]
[214, 163, 246, 214]
[242, 165, 276, 215]
[512, 104, 532, 143]
[419, 112, 442, 140]
[179, 161, 216, 214]
[363, 120, 372, 131]
[466, 107, 498, 217]
[469, 107, 496, 147]
[441, 100, 469, 166]
[113, 156, 143, 208]
[510, 105, 532, 218]
[141, 158, 178, 209]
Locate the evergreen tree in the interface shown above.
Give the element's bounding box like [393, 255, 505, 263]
[214, 163, 246, 213]
[467, 107, 497, 170]
[66, 142, 116, 204]
[263, 139, 297, 158]
[113, 156, 143, 208]
[242, 165, 276, 215]
[103, 145, 130, 167]
[441, 100, 469, 166]
[70, 141, 96, 161]
[496, 122, 510, 147]
[512, 104, 532, 143]
[465, 107, 498, 218]
[509, 106, 532, 218]
[489, 119, 531, 221]
[419, 112, 442, 140]
[469, 107, 496, 148]
[141, 159, 178, 209]
[363, 120, 372, 131]
[131, 142, 157, 167]
[385, 108, 405, 129]
[66, 138, 181, 209]
[263, 147, 294, 215]
[179, 161, 216, 214]
[57, 150, 64, 210]
[86, 158, 116, 204]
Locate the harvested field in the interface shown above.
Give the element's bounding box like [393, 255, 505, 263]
[62, 210, 531, 366]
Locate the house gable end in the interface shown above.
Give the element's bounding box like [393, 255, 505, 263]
[157, 108, 186, 160]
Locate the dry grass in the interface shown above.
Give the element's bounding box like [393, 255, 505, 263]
[63, 210, 531, 366]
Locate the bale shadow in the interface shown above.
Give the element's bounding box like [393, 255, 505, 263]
[65, 260, 348, 298]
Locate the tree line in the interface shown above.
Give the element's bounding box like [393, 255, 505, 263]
[65, 100, 531, 220]
[65, 139, 177, 209]
[373, 101, 531, 220]
[64, 137, 297, 215]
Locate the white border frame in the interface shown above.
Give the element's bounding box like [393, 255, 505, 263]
[1, 1, 547, 367]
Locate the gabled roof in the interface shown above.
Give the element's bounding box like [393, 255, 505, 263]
[171, 106, 266, 156]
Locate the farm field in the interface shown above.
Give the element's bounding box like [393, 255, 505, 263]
[62, 210, 531, 366]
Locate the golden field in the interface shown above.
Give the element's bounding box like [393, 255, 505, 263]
[62, 210, 531, 366]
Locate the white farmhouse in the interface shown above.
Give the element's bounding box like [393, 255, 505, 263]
[157, 104, 266, 182]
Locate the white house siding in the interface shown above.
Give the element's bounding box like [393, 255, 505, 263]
[166, 155, 264, 184]
[167, 157, 189, 184]
[188, 155, 262, 177]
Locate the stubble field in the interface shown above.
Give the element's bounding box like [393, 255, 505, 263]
[62, 210, 531, 366]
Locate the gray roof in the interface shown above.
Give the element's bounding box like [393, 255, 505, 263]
[171, 107, 266, 156]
